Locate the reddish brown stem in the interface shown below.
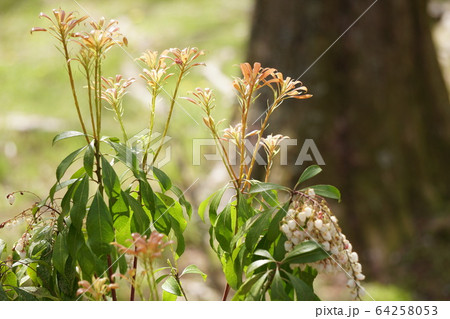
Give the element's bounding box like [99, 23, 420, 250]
[107, 254, 117, 301]
[129, 253, 138, 301]
[222, 283, 231, 301]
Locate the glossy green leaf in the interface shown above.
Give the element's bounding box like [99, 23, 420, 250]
[101, 156, 121, 199]
[248, 181, 289, 194]
[254, 249, 274, 260]
[171, 185, 192, 219]
[261, 189, 279, 207]
[245, 209, 272, 251]
[77, 243, 96, 278]
[83, 142, 95, 178]
[270, 268, 290, 300]
[52, 130, 86, 145]
[246, 259, 274, 275]
[52, 232, 68, 274]
[285, 271, 320, 301]
[86, 191, 114, 256]
[266, 202, 290, 243]
[56, 146, 86, 181]
[198, 192, 214, 222]
[162, 290, 178, 301]
[70, 175, 89, 229]
[152, 167, 172, 192]
[209, 185, 228, 225]
[304, 184, 341, 201]
[282, 240, 329, 265]
[162, 276, 182, 296]
[295, 165, 322, 189]
[126, 192, 150, 236]
[13, 287, 39, 301]
[246, 270, 270, 301]
[223, 254, 238, 290]
[180, 265, 207, 281]
[232, 272, 265, 300]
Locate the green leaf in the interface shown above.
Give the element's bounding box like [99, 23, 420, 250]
[215, 205, 234, 253]
[83, 141, 95, 178]
[254, 249, 274, 260]
[232, 272, 265, 300]
[152, 167, 172, 192]
[303, 184, 341, 201]
[209, 185, 228, 225]
[171, 185, 192, 219]
[246, 259, 274, 275]
[86, 191, 114, 256]
[162, 290, 178, 301]
[295, 165, 322, 189]
[282, 240, 329, 265]
[162, 276, 182, 296]
[248, 181, 289, 194]
[198, 192, 214, 222]
[52, 232, 68, 274]
[0, 285, 8, 301]
[245, 209, 272, 251]
[56, 146, 86, 181]
[285, 272, 320, 301]
[70, 175, 89, 229]
[125, 192, 150, 236]
[77, 243, 96, 278]
[246, 270, 270, 301]
[261, 189, 279, 207]
[180, 265, 207, 281]
[266, 202, 290, 244]
[270, 268, 290, 300]
[13, 287, 39, 301]
[223, 254, 238, 290]
[101, 156, 121, 199]
[52, 130, 86, 145]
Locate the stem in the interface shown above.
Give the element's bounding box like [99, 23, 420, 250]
[176, 275, 188, 301]
[129, 253, 138, 301]
[106, 254, 117, 301]
[116, 102, 128, 142]
[61, 40, 90, 145]
[152, 68, 184, 165]
[142, 91, 157, 171]
[245, 98, 282, 189]
[222, 283, 231, 301]
[86, 68, 97, 140]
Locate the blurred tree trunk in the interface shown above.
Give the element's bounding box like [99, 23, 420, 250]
[248, 0, 450, 299]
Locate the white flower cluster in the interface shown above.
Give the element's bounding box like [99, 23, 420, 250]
[14, 233, 31, 259]
[280, 189, 365, 299]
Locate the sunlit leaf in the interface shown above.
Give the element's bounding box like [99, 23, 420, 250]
[162, 276, 182, 296]
[52, 130, 86, 145]
[295, 165, 322, 189]
[180, 264, 207, 281]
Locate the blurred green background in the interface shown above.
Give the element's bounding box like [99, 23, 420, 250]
[2, 0, 450, 300]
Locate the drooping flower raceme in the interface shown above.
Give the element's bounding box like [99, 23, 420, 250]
[280, 189, 365, 299]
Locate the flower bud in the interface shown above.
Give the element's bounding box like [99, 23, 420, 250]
[284, 241, 293, 251]
[287, 219, 297, 231]
[280, 224, 290, 234]
[291, 237, 300, 245]
[304, 206, 312, 217]
[307, 188, 315, 196]
[350, 252, 359, 263]
[355, 273, 365, 281]
[354, 262, 362, 273]
[297, 212, 306, 223]
[314, 219, 323, 230]
[7, 194, 15, 205]
[322, 241, 330, 251]
[347, 279, 356, 288]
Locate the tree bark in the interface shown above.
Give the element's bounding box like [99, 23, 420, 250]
[248, 0, 450, 299]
